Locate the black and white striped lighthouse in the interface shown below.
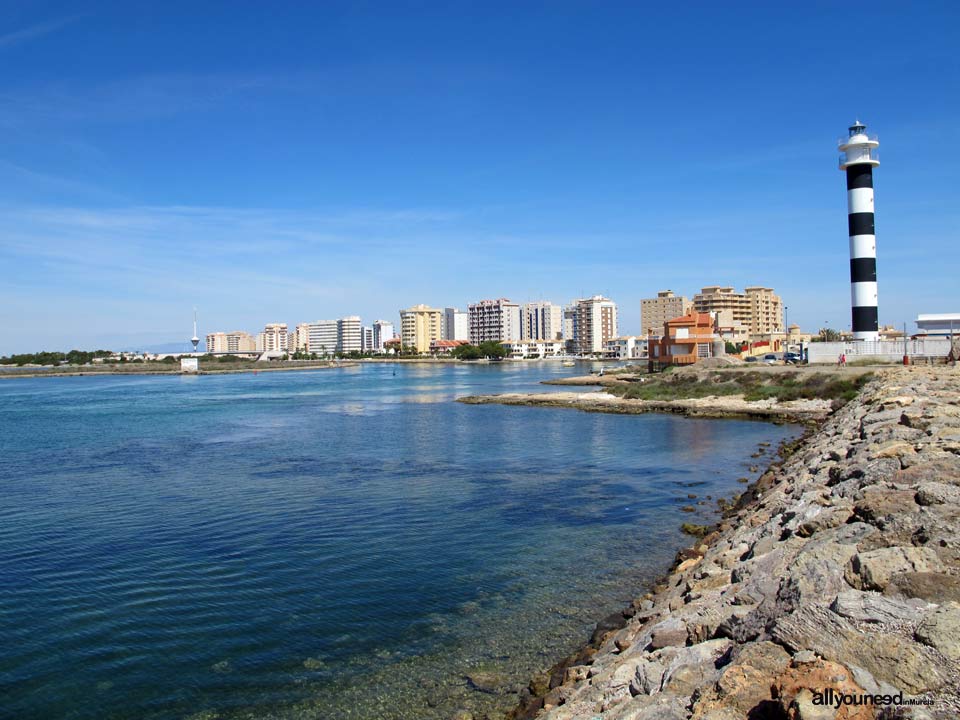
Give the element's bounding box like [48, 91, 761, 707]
[839, 121, 880, 341]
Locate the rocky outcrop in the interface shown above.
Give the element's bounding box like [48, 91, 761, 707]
[511, 367, 960, 720]
[458, 391, 833, 423]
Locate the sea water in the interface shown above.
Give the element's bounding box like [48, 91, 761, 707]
[0, 363, 800, 719]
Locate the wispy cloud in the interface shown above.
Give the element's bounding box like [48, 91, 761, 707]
[0, 15, 80, 50]
[0, 70, 298, 128]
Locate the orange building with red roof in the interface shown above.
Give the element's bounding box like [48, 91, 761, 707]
[648, 311, 716, 371]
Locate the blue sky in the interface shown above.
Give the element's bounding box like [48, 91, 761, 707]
[0, 1, 957, 353]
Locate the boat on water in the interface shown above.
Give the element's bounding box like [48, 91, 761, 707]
[561, 360, 576, 367]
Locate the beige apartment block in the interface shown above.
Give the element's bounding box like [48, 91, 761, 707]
[400, 304, 443, 353]
[641, 290, 692, 337]
[574, 296, 618, 355]
[291, 323, 311, 352]
[693, 285, 783, 335]
[745, 286, 784, 335]
[258, 323, 288, 353]
[205, 331, 257, 353]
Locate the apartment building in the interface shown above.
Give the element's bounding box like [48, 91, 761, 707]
[501, 340, 565, 359]
[563, 302, 578, 354]
[574, 296, 618, 355]
[257, 323, 288, 353]
[361, 326, 374, 353]
[604, 336, 648, 360]
[338, 316, 362, 354]
[745, 286, 784, 335]
[372, 320, 395, 353]
[641, 290, 692, 337]
[290, 323, 311, 353]
[306, 320, 338, 356]
[442, 308, 469, 341]
[400, 304, 443, 353]
[693, 286, 783, 335]
[522, 301, 563, 341]
[468, 298, 522, 344]
[205, 331, 257, 353]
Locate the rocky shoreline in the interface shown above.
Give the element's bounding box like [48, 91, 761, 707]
[506, 367, 960, 720]
[458, 391, 833, 423]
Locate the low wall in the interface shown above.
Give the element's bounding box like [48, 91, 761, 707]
[808, 339, 951, 364]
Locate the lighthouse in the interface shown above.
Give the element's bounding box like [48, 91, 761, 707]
[838, 121, 880, 341]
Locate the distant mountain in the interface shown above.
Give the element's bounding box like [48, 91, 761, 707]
[123, 341, 206, 354]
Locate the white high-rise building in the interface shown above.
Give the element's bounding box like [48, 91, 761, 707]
[372, 320, 395, 353]
[522, 301, 563, 341]
[338, 316, 362, 354]
[361, 326, 374, 353]
[468, 299, 522, 344]
[443, 308, 469, 341]
[307, 320, 339, 356]
[574, 296, 618, 355]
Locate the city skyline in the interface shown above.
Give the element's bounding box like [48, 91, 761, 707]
[1, 2, 958, 355]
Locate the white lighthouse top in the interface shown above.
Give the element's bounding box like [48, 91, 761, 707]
[839, 120, 879, 169]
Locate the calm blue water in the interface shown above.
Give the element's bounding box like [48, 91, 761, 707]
[0, 363, 799, 719]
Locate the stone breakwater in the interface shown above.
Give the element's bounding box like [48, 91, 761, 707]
[510, 367, 960, 720]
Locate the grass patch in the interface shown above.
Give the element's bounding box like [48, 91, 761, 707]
[610, 370, 874, 405]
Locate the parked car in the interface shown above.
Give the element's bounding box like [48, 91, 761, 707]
[784, 352, 802, 364]
[763, 353, 779, 364]
[744, 356, 759, 363]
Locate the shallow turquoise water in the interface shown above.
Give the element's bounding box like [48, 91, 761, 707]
[0, 363, 800, 719]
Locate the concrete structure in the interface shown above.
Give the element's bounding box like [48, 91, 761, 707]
[400, 304, 443, 353]
[839, 121, 880, 341]
[442, 308, 469, 341]
[372, 320, 395, 353]
[522, 301, 563, 341]
[693, 286, 783, 335]
[206, 331, 257, 353]
[916, 314, 960, 337]
[468, 299, 522, 344]
[641, 291, 692, 337]
[361, 326, 374, 353]
[604, 336, 648, 360]
[180, 357, 199, 373]
[574, 296, 618, 355]
[501, 340, 566, 359]
[338, 316, 362, 354]
[258, 323, 288, 353]
[649, 311, 715, 369]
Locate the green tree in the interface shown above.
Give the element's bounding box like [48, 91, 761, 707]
[478, 341, 508, 360]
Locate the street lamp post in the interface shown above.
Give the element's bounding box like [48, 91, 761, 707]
[784, 305, 789, 352]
